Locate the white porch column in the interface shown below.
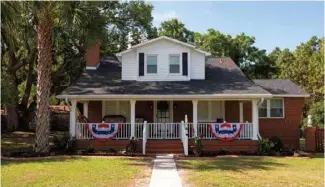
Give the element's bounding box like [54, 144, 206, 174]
[252, 99, 259, 140]
[83, 101, 88, 118]
[130, 100, 136, 138]
[192, 99, 198, 137]
[239, 102, 243, 123]
[70, 100, 77, 137]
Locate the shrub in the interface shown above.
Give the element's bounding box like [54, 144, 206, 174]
[106, 148, 117, 153]
[193, 136, 204, 157]
[257, 138, 272, 155]
[219, 148, 229, 155]
[257, 136, 284, 155]
[125, 137, 139, 155]
[52, 132, 76, 153]
[239, 150, 249, 155]
[85, 144, 95, 153]
[269, 136, 284, 152]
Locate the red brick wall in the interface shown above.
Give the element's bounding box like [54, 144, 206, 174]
[88, 101, 102, 122]
[189, 140, 257, 153]
[259, 97, 305, 149]
[173, 101, 193, 122]
[76, 140, 142, 152]
[136, 101, 153, 122]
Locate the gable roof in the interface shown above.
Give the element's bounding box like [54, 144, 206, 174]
[253, 79, 310, 97]
[57, 56, 272, 99]
[116, 36, 211, 56]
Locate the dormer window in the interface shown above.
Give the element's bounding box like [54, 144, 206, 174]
[169, 54, 181, 74]
[146, 54, 157, 74]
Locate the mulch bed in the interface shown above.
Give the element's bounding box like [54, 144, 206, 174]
[1, 154, 155, 161]
[174, 154, 312, 160]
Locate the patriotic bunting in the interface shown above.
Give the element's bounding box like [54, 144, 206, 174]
[209, 123, 243, 142]
[87, 123, 120, 141]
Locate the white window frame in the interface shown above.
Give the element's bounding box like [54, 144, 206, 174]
[168, 54, 182, 74]
[259, 98, 285, 119]
[145, 54, 158, 75]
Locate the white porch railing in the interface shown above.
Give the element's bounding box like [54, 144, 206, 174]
[147, 123, 181, 139]
[188, 122, 254, 140]
[76, 123, 132, 140]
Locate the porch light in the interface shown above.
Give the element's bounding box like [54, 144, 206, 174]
[174, 103, 177, 109]
[149, 103, 153, 109]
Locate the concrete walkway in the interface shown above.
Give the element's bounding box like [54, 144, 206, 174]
[149, 154, 182, 187]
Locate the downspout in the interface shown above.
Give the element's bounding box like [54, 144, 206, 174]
[256, 97, 265, 140]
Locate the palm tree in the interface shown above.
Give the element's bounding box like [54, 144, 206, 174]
[32, 2, 107, 153]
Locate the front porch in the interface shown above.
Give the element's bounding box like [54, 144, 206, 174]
[68, 99, 260, 154]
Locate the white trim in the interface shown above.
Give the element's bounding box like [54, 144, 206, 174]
[130, 100, 136, 137]
[145, 54, 158, 75]
[252, 99, 259, 140]
[258, 98, 285, 119]
[57, 94, 273, 100]
[192, 99, 198, 137]
[70, 100, 77, 137]
[116, 36, 211, 56]
[86, 66, 97, 70]
[168, 54, 182, 75]
[83, 102, 88, 118]
[272, 94, 310, 98]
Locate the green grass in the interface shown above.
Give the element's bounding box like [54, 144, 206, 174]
[2, 158, 150, 187]
[177, 155, 324, 187]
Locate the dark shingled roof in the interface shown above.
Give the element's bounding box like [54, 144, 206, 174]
[59, 56, 271, 96]
[253, 79, 309, 96]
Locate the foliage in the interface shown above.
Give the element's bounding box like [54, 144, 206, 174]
[85, 144, 96, 153]
[269, 136, 284, 152]
[218, 148, 229, 155]
[159, 18, 194, 43]
[271, 36, 324, 103]
[52, 132, 76, 153]
[192, 136, 204, 156]
[303, 101, 324, 128]
[106, 148, 117, 153]
[257, 136, 284, 155]
[125, 137, 139, 155]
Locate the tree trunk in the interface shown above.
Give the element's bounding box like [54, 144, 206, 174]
[5, 104, 18, 131]
[34, 10, 52, 154]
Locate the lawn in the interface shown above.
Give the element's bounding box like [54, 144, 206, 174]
[176, 155, 324, 187]
[2, 157, 151, 187]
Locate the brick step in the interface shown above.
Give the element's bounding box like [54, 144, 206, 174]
[146, 149, 184, 154]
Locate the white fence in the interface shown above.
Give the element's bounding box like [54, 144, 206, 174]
[188, 122, 254, 140]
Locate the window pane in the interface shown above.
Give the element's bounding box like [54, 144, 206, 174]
[271, 99, 283, 108]
[147, 65, 157, 73]
[169, 55, 180, 65]
[169, 64, 180, 73]
[147, 55, 157, 65]
[259, 108, 267, 117]
[271, 108, 283, 117]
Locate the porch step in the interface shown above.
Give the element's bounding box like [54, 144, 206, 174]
[146, 140, 184, 154]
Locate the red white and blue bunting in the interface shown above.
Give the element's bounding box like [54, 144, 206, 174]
[209, 123, 243, 142]
[87, 123, 120, 141]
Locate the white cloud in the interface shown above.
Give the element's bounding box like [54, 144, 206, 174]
[152, 11, 178, 27]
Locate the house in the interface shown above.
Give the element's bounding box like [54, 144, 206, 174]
[57, 36, 309, 154]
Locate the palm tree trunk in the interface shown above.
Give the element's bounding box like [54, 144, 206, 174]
[34, 10, 52, 153]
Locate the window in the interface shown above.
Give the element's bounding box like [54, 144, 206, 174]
[146, 55, 157, 74]
[169, 54, 180, 73]
[259, 99, 284, 118]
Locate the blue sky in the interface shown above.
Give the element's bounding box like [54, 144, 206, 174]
[151, 1, 324, 53]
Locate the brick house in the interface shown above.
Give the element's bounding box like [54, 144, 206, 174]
[57, 36, 309, 154]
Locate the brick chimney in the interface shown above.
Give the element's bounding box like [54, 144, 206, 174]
[86, 40, 100, 70]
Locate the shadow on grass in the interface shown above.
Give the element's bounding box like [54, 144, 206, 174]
[176, 157, 287, 172]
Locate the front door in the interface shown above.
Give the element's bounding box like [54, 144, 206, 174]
[156, 101, 171, 123]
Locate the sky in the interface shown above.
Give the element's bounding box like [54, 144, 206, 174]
[151, 1, 324, 53]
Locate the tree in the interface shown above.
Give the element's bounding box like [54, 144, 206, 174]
[272, 36, 324, 102]
[159, 18, 194, 43]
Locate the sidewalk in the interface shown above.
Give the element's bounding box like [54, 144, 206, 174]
[149, 154, 182, 187]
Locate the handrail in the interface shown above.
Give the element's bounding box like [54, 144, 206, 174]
[181, 120, 188, 156]
[142, 121, 147, 155]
